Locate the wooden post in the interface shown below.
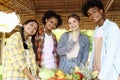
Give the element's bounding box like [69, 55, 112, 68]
[104, 0, 114, 13]
[1, 32, 5, 65]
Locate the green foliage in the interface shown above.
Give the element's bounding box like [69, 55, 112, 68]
[53, 29, 94, 52]
[0, 65, 2, 80]
[79, 64, 92, 80]
[53, 29, 94, 61]
[80, 29, 93, 52]
[0, 74, 2, 80]
[72, 73, 80, 80]
[52, 29, 67, 41]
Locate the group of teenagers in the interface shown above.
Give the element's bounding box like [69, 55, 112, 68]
[2, 0, 120, 80]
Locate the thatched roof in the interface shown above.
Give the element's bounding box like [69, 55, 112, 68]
[0, 0, 120, 30]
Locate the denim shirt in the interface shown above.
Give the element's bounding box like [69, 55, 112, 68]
[57, 32, 90, 74]
[90, 19, 120, 80]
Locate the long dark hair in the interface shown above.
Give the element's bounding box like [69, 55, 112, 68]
[20, 20, 39, 49]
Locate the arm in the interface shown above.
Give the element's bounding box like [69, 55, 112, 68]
[57, 32, 75, 56]
[98, 24, 120, 80]
[6, 33, 37, 79]
[22, 67, 40, 80]
[22, 67, 35, 80]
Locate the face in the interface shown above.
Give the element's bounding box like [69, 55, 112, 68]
[45, 17, 58, 31]
[87, 7, 103, 24]
[24, 21, 38, 36]
[68, 17, 80, 31]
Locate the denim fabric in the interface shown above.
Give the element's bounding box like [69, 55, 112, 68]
[57, 32, 90, 74]
[62, 58, 77, 74]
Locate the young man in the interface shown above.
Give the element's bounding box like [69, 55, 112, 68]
[82, 0, 120, 80]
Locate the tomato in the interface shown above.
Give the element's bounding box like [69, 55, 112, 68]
[75, 72, 83, 79]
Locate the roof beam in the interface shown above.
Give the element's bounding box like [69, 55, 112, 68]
[64, 0, 68, 11]
[31, 0, 36, 12]
[104, 0, 114, 13]
[11, 0, 35, 14]
[0, 3, 13, 12]
[31, 0, 40, 21]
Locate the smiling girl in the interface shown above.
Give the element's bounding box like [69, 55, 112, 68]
[3, 20, 39, 80]
[57, 14, 90, 74]
[33, 10, 62, 69]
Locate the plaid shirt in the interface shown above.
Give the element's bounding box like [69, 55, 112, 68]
[2, 32, 37, 80]
[34, 27, 59, 67]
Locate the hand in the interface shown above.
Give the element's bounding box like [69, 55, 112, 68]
[34, 76, 40, 80]
[35, 76, 40, 80]
[30, 75, 40, 80]
[93, 77, 101, 80]
[118, 74, 120, 80]
[69, 32, 78, 42]
[29, 76, 35, 80]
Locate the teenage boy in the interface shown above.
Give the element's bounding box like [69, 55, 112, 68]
[82, 0, 120, 80]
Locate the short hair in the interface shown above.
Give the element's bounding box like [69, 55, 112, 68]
[68, 14, 81, 22]
[82, 0, 104, 16]
[42, 10, 62, 28]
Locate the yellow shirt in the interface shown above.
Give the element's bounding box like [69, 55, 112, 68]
[2, 32, 37, 80]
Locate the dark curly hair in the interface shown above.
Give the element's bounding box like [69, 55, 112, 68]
[42, 10, 62, 28]
[82, 0, 104, 17]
